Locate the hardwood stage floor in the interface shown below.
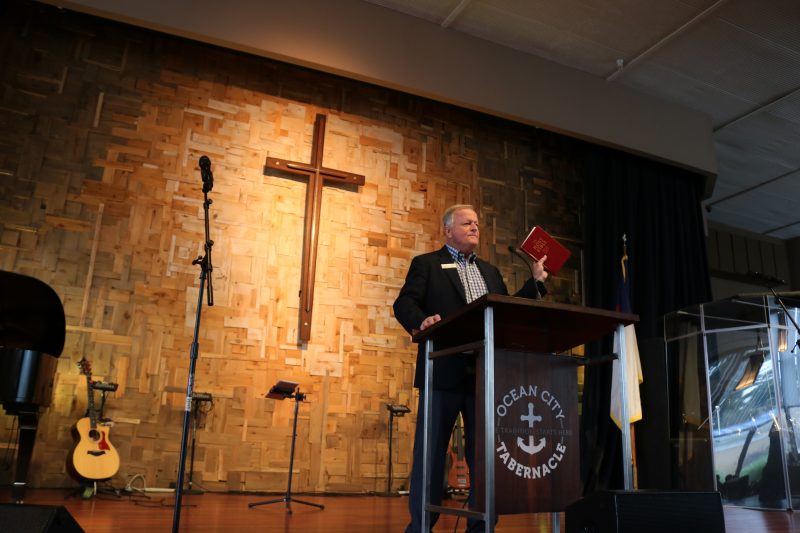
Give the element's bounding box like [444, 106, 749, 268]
[3, 489, 800, 532]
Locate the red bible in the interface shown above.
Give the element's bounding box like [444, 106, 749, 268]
[518, 226, 571, 275]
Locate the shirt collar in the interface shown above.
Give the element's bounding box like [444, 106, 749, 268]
[445, 244, 477, 264]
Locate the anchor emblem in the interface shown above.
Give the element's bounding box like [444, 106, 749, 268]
[517, 402, 546, 455]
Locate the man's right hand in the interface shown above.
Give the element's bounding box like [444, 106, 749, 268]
[420, 314, 441, 330]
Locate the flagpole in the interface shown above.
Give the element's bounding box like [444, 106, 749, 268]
[617, 234, 635, 491]
[617, 323, 633, 490]
[630, 424, 638, 489]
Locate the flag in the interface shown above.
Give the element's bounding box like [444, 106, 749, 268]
[610, 239, 643, 429]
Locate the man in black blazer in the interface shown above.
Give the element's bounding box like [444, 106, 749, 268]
[394, 204, 547, 533]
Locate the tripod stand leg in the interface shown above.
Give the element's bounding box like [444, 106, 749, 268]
[248, 497, 287, 508]
[288, 497, 325, 510]
[247, 495, 324, 513]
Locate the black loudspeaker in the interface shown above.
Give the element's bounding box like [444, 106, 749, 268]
[565, 490, 725, 533]
[0, 503, 84, 533]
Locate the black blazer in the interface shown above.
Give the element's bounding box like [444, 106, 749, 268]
[393, 246, 545, 389]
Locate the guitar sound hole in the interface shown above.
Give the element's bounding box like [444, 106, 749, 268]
[89, 429, 100, 441]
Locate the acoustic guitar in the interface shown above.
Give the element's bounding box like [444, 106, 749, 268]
[69, 358, 120, 480]
[447, 414, 470, 491]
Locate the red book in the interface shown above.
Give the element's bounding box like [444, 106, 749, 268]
[518, 226, 571, 275]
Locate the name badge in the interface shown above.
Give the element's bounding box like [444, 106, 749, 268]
[441, 263, 457, 269]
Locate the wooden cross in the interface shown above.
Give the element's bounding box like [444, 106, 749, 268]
[265, 113, 365, 342]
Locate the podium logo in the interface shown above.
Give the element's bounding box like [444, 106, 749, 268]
[494, 384, 570, 480]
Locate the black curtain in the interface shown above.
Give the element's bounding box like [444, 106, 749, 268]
[579, 144, 713, 493]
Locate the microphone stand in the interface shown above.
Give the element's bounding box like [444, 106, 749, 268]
[769, 287, 800, 353]
[172, 160, 214, 533]
[747, 271, 799, 352]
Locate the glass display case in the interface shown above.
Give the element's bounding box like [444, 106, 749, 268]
[664, 293, 800, 510]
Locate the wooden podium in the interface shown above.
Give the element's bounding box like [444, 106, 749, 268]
[413, 294, 637, 532]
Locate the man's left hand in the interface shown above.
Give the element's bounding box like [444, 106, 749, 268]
[533, 255, 548, 282]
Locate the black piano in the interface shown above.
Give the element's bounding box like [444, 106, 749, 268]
[0, 271, 66, 503]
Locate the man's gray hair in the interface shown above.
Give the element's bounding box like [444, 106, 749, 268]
[443, 204, 475, 228]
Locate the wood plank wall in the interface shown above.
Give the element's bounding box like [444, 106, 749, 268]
[0, 1, 584, 493]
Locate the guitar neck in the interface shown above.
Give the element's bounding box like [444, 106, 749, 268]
[85, 374, 97, 429]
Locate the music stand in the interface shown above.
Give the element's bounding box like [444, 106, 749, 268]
[92, 381, 120, 498]
[385, 403, 410, 495]
[92, 380, 118, 421]
[248, 381, 324, 513]
[185, 391, 212, 494]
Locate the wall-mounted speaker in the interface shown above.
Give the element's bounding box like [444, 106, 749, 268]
[0, 503, 84, 533]
[565, 490, 725, 533]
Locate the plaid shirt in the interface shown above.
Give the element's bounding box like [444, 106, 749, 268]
[445, 244, 488, 303]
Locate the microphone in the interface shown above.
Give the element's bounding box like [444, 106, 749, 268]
[198, 155, 214, 193]
[509, 245, 547, 296]
[508, 245, 531, 266]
